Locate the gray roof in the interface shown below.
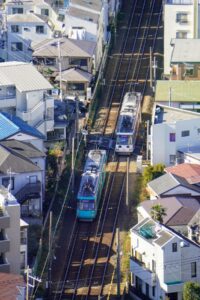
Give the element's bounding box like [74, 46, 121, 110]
[148, 173, 200, 196]
[0, 62, 52, 92]
[154, 230, 173, 246]
[67, 6, 99, 23]
[0, 140, 45, 159]
[7, 13, 46, 23]
[171, 39, 200, 63]
[33, 37, 96, 58]
[138, 196, 200, 226]
[70, 0, 102, 12]
[153, 104, 200, 125]
[0, 144, 41, 174]
[55, 67, 92, 83]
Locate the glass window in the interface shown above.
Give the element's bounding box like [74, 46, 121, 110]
[169, 133, 176, 142]
[152, 286, 155, 297]
[169, 155, 176, 164]
[172, 242, 177, 252]
[12, 7, 23, 14]
[181, 130, 190, 137]
[176, 12, 188, 23]
[11, 42, 23, 51]
[2, 177, 14, 190]
[191, 262, 197, 278]
[36, 26, 44, 34]
[41, 8, 49, 16]
[79, 201, 95, 210]
[24, 27, 30, 32]
[176, 31, 188, 39]
[11, 25, 19, 33]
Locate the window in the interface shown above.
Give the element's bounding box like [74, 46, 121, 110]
[57, 14, 65, 21]
[20, 251, 25, 269]
[146, 283, 149, 297]
[24, 27, 30, 32]
[11, 25, 19, 33]
[181, 130, 190, 137]
[169, 133, 176, 142]
[169, 155, 176, 164]
[2, 177, 14, 190]
[191, 262, 197, 278]
[29, 176, 37, 184]
[176, 12, 188, 23]
[176, 31, 188, 39]
[36, 26, 44, 34]
[12, 7, 23, 14]
[41, 8, 49, 16]
[152, 286, 155, 297]
[11, 42, 23, 51]
[197, 128, 200, 135]
[152, 259, 156, 272]
[172, 242, 177, 252]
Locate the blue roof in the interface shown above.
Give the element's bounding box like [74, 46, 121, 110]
[0, 112, 45, 140]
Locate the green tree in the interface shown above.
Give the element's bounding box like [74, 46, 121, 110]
[183, 282, 200, 300]
[151, 204, 166, 223]
[143, 164, 165, 186]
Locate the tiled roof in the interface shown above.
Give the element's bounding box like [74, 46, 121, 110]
[0, 144, 41, 174]
[0, 112, 45, 140]
[0, 272, 25, 300]
[0, 140, 45, 158]
[7, 13, 46, 23]
[138, 196, 200, 226]
[165, 163, 200, 184]
[33, 37, 96, 58]
[56, 67, 92, 83]
[0, 61, 52, 92]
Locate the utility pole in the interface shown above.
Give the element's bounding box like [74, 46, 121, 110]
[116, 228, 121, 298]
[169, 87, 172, 107]
[153, 56, 157, 92]
[126, 157, 129, 208]
[58, 40, 63, 101]
[48, 211, 52, 297]
[146, 120, 149, 161]
[149, 47, 153, 89]
[75, 95, 79, 147]
[71, 136, 75, 193]
[25, 266, 41, 300]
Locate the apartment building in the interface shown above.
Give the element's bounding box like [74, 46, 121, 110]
[150, 104, 200, 166]
[0, 61, 54, 137]
[164, 0, 200, 75]
[130, 218, 200, 300]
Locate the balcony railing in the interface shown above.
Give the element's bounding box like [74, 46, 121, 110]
[130, 256, 156, 286]
[15, 181, 41, 204]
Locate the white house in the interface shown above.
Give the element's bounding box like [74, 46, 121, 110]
[130, 218, 200, 300]
[150, 104, 200, 166]
[0, 61, 54, 137]
[164, 0, 200, 75]
[2, 13, 54, 62]
[65, 0, 109, 70]
[177, 145, 200, 164]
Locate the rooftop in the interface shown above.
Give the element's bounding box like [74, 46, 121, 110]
[33, 37, 96, 58]
[153, 104, 200, 124]
[56, 67, 92, 83]
[165, 163, 200, 184]
[0, 272, 25, 299]
[0, 112, 45, 140]
[0, 62, 52, 92]
[171, 39, 200, 63]
[138, 196, 200, 226]
[0, 140, 45, 158]
[178, 145, 200, 161]
[70, 0, 102, 12]
[67, 6, 99, 23]
[155, 80, 200, 103]
[7, 13, 46, 23]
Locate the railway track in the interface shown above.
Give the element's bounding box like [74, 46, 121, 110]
[51, 1, 163, 299]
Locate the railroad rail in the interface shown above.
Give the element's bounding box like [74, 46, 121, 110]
[52, 0, 163, 299]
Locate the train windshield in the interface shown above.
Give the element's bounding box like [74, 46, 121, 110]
[116, 135, 132, 145]
[79, 201, 95, 210]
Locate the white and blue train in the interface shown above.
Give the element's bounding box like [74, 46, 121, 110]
[115, 92, 141, 155]
[76, 149, 107, 221]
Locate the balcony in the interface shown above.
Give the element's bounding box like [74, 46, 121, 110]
[15, 181, 41, 204]
[0, 238, 10, 252]
[130, 256, 156, 286]
[162, 281, 183, 294]
[0, 261, 10, 273]
[17, 101, 45, 122]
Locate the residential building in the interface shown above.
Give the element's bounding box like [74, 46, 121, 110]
[137, 196, 200, 242]
[147, 173, 200, 199]
[0, 61, 54, 137]
[0, 272, 25, 299]
[164, 0, 200, 75]
[20, 219, 28, 271]
[155, 80, 200, 110]
[32, 37, 96, 78]
[150, 104, 200, 166]
[130, 218, 200, 300]
[170, 39, 200, 80]
[55, 67, 92, 101]
[65, 0, 108, 70]
[0, 140, 45, 222]
[0, 186, 21, 274]
[1, 13, 54, 62]
[0, 112, 45, 152]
